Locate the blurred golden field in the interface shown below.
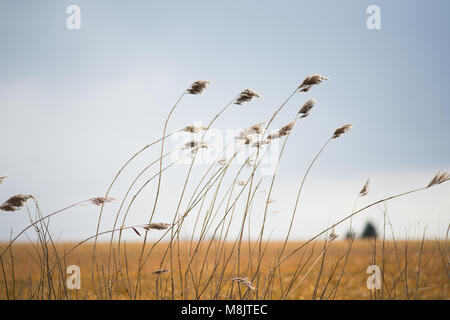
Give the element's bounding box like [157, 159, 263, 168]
[1, 239, 448, 300]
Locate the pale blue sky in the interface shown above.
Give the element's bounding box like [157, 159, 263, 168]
[0, 0, 449, 241]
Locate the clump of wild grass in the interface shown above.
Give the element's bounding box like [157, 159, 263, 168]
[0, 194, 35, 212]
[2, 75, 450, 301]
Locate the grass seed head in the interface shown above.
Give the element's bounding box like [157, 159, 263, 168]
[0, 176, 7, 185]
[298, 98, 316, 118]
[143, 223, 171, 230]
[252, 139, 270, 148]
[427, 171, 450, 188]
[182, 125, 208, 133]
[359, 178, 370, 197]
[0, 194, 35, 212]
[278, 121, 295, 137]
[231, 277, 255, 290]
[153, 269, 170, 275]
[235, 89, 261, 105]
[183, 140, 209, 150]
[132, 227, 141, 237]
[89, 197, 116, 206]
[217, 157, 227, 166]
[298, 74, 328, 91]
[187, 80, 211, 94]
[329, 229, 339, 241]
[332, 124, 353, 139]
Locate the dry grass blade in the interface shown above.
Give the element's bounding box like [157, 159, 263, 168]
[132, 227, 141, 237]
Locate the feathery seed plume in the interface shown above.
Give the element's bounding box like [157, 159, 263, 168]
[278, 122, 295, 137]
[252, 140, 270, 148]
[183, 140, 209, 150]
[0, 194, 35, 212]
[231, 277, 255, 290]
[298, 98, 316, 118]
[359, 178, 370, 196]
[182, 125, 208, 133]
[427, 171, 450, 188]
[217, 157, 227, 166]
[153, 269, 170, 275]
[267, 132, 280, 140]
[332, 124, 353, 139]
[187, 80, 210, 94]
[89, 197, 116, 206]
[235, 89, 261, 105]
[329, 229, 339, 241]
[298, 74, 328, 92]
[236, 122, 264, 142]
[248, 122, 264, 134]
[143, 223, 171, 230]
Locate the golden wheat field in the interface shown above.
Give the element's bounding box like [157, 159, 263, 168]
[0, 240, 448, 300]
